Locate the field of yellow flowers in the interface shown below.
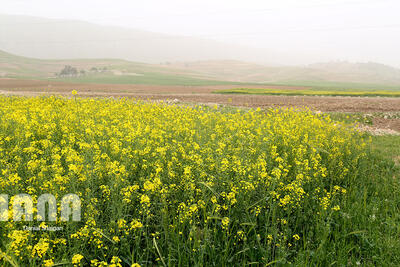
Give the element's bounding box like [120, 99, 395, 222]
[0, 95, 399, 266]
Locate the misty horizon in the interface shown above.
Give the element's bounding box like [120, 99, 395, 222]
[1, 0, 400, 67]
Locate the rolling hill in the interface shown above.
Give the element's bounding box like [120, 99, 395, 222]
[1, 14, 400, 88]
[0, 49, 202, 79]
[1, 48, 400, 88]
[0, 49, 241, 86]
[167, 60, 400, 87]
[0, 14, 271, 64]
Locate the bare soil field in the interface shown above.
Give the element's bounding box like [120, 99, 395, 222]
[0, 78, 308, 94]
[372, 118, 400, 133]
[1, 78, 400, 131]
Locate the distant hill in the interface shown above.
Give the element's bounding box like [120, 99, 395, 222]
[0, 14, 272, 64]
[1, 14, 399, 88]
[306, 62, 400, 85]
[0, 49, 127, 78]
[167, 60, 400, 86]
[0, 49, 241, 86]
[1, 49, 400, 88]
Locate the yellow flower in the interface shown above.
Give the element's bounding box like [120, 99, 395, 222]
[221, 217, 230, 230]
[31, 238, 50, 258]
[140, 194, 150, 203]
[0, 96, 368, 265]
[72, 254, 84, 265]
[333, 205, 341, 211]
[117, 219, 127, 229]
[110, 256, 122, 267]
[130, 219, 143, 230]
[43, 259, 54, 267]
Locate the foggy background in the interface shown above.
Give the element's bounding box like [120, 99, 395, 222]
[1, 0, 400, 67]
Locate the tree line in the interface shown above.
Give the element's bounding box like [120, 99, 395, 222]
[56, 66, 108, 77]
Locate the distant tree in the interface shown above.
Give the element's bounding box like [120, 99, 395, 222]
[90, 67, 98, 72]
[80, 70, 86, 75]
[59, 65, 78, 77]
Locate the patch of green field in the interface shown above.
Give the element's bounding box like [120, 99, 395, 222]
[215, 88, 400, 97]
[340, 134, 400, 265]
[319, 114, 400, 265]
[371, 135, 400, 162]
[274, 80, 400, 91]
[53, 72, 240, 86]
[326, 112, 374, 125]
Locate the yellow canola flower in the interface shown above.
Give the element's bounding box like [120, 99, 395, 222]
[221, 217, 230, 230]
[0, 96, 368, 265]
[72, 254, 84, 265]
[43, 259, 54, 266]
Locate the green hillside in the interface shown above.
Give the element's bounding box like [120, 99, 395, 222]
[2, 50, 400, 89]
[0, 50, 237, 86]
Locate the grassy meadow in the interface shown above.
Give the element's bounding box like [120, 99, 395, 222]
[0, 95, 399, 266]
[53, 72, 240, 86]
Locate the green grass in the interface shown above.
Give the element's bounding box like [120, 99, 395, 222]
[371, 135, 400, 162]
[52, 72, 241, 86]
[324, 136, 400, 265]
[317, 117, 400, 265]
[273, 80, 400, 91]
[326, 112, 374, 125]
[215, 88, 400, 97]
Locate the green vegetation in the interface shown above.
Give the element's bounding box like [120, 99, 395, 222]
[371, 135, 400, 162]
[53, 72, 240, 86]
[0, 50, 241, 86]
[326, 112, 374, 125]
[332, 134, 400, 265]
[273, 80, 400, 91]
[215, 88, 400, 97]
[4, 50, 400, 89]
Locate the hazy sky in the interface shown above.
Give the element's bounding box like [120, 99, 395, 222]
[2, 0, 400, 66]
